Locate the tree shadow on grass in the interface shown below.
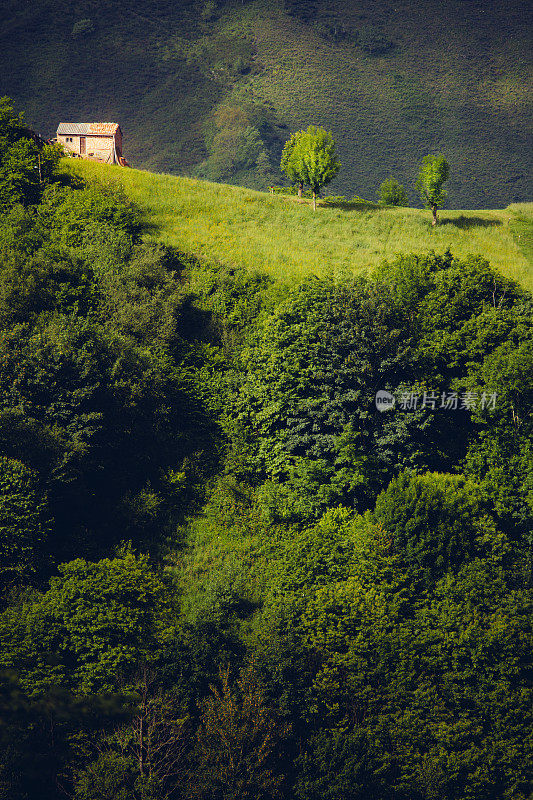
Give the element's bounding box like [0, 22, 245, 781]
[440, 215, 502, 229]
[322, 199, 379, 211]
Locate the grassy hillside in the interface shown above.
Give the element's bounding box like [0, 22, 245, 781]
[63, 159, 533, 290]
[2, 0, 532, 208]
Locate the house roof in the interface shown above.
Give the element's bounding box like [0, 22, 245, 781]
[57, 122, 120, 136]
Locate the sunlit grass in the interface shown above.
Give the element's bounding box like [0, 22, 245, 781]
[62, 159, 533, 291]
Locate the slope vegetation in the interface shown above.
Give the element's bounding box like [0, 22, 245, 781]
[2, 0, 532, 208]
[62, 159, 533, 290]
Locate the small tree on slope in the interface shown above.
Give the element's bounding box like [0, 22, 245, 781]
[415, 153, 449, 225]
[281, 126, 341, 210]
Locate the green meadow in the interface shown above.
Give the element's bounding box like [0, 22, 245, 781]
[63, 159, 533, 290]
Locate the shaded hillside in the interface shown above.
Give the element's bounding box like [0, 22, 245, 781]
[62, 159, 533, 291]
[1, 98, 532, 800]
[2, 0, 532, 207]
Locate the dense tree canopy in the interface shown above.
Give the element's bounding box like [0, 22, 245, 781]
[0, 548, 170, 695]
[0, 100, 531, 800]
[230, 251, 528, 523]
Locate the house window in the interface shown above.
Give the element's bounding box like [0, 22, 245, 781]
[66, 137, 73, 142]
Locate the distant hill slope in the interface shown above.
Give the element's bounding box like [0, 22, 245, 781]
[61, 159, 533, 291]
[3, 0, 531, 208]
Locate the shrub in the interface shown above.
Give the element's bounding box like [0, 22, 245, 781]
[373, 471, 490, 584]
[378, 177, 408, 206]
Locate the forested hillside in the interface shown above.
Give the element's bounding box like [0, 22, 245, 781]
[1, 0, 532, 207]
[1, 99, 532, 800]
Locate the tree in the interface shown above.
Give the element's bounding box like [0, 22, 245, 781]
[202, 104, 263, 181]
[372, 471, 493, 586]
[378, 177, 408, 206]
[0, 174, 221, 562]
[415, 153, 449, 225]
[0, 97, 61, 209]
[192, 660, 289, 800]
[280, 126, 341, 210]
[257, 504, 533, 800]
[73, 673, 189, 800]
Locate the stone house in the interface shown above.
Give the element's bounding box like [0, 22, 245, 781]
[56, 122, 128, 165]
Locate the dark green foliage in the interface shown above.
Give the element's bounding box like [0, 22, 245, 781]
[0, 548, 170, 695]
[0, 457, 48, 592]
[357, 24, 394, 54]
[1, 99, 531, 800]
[0, 672, 133, 800]
[294, 730, 378, 800]
[73, 752, 135, 800]
[197, 100, 283, 187]
[284, 0, 319, 22]
[256, 507, 533, 800]
[0, 133, 223, 561]
[199, 105, 263, 181]
[231, 251, 527, 522]
[313, 17, 351, 44]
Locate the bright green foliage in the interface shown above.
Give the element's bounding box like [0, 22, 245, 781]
[74, 753, 134, 800]
[415, 153, 449, 224]
[280, 126, 341, 209]
[0, 457, 48, 589]
[280, 131, 305, 196]
[0, 97, 24, 142]
[0, 549, 170, 695]
[378, 177, 408, 206]
[266, 507, 356, 595]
